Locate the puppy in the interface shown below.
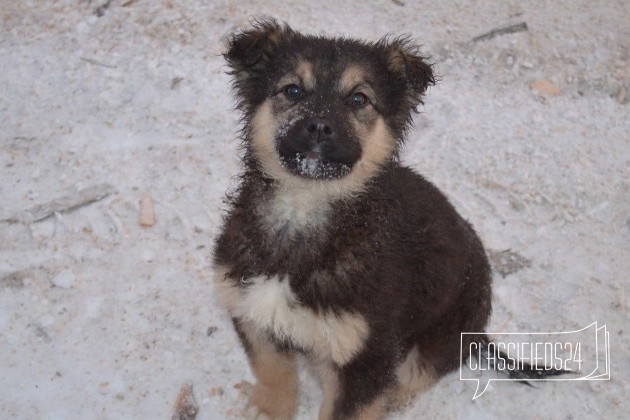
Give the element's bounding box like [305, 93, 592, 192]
[213, 19, 492, 419]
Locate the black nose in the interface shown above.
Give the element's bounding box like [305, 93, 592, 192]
[305, 118, 334, 142]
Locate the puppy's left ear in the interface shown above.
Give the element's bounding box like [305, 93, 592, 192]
[381, 37, 435, 107]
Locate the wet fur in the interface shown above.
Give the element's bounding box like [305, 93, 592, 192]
[213, 19, 491, 419]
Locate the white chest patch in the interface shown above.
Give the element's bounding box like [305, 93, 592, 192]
[261, 186, 331, 236]
[214, 268, 369, 366]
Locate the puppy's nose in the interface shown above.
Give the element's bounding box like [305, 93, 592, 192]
[305, 118, 334, 142]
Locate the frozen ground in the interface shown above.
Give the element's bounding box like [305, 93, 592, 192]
[0, 1, 628, 419]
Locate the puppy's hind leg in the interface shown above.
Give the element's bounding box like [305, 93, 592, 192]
[232, 318, 299, 420]
[318, 353, 393, 420]
[389, 346, 437, 410]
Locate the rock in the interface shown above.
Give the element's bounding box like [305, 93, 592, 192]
[488, 249, 532, 277]
[614, 85, 628, 105]
[172, 383, 199, 420]
[1, 271, 27, 289]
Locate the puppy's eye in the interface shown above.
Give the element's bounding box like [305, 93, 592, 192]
[350, 92, 368, 107]
[284, 84, 303, 99]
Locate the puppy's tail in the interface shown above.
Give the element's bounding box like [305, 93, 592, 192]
[473, 334, 569, 384]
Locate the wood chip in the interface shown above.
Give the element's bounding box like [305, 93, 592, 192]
[530, 79, 561, 96]
[139, 192, 156, 227]
[172, 383, 199, 420]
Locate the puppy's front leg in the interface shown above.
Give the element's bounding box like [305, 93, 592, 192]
[318, 356, 392, 420]
[232, 318, 299, 420]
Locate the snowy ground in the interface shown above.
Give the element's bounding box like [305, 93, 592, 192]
[1, 1, 628, 419]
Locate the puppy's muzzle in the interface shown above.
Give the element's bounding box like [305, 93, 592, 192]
[276, 117, 360, 180]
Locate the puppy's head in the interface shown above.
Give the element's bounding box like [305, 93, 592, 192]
[225, 19, 434, 194]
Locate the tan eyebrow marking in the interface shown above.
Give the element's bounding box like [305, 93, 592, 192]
[338, 65, 366, 94]
[338, 65, 378, 107]
[275, 59, 316, 92]
[295, 59, 315, 90]
[276, 74, 300, 91]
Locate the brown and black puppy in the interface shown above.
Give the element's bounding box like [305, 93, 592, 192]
[213, 19, 492, 419]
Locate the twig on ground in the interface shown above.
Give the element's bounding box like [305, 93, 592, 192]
[80, 57, 117, 69]
[2, 183, 115, 224]
[472, 22, 528, 42]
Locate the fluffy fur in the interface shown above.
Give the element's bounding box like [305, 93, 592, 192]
[214, 19, 492, 419]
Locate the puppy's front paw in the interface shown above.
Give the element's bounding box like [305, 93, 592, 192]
[243, 405, 272, 420]
[245, 382, 297, 420]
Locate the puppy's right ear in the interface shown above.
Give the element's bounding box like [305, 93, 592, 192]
[378, 36, 435, 109]
[224, 18, 292, 75]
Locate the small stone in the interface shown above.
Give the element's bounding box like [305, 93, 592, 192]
[488, 249, 532, 277]
[209, 387, 224, 397]
[508, 194, 526, 212]
[51, 270, 76, 289]
[172, 383, 199, 420]
[98, 381, 110, 395]
[171, 77, 184, 90]
[32, 323, 52, 342]
[1, 271, 27, 289]
[530, 79, 561, 96]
